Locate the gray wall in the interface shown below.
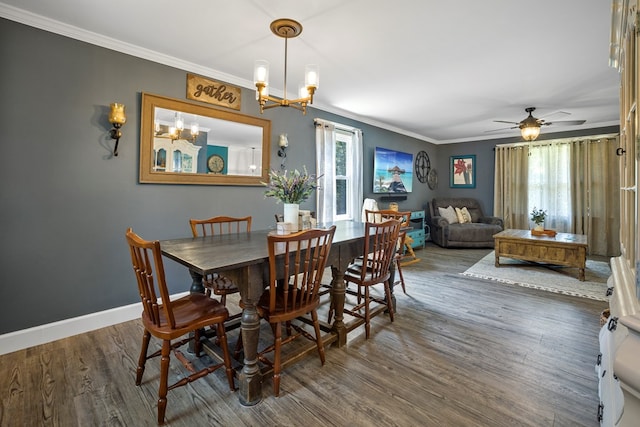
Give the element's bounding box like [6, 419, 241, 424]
[0, 18, 618, 335]
[0, 19, 437, 334]
[435, 125, 619, 217]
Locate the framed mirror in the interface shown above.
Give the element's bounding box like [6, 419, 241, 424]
[139, 93, 271, 185]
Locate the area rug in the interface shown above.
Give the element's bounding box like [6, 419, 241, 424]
[461, 252, 611, 301]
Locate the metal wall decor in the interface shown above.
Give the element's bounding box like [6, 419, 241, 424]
[415, 150, 431, 183]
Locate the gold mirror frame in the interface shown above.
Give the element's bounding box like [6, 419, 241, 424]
[139, 92, 271, 185]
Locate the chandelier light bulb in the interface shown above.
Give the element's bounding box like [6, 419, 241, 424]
[305, 64, 319, 88]
[299, 84, 308, 99]
[175, 113, 184, 131]
[254, 60, 269, 84]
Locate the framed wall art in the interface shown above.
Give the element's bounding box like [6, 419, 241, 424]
[373, 147, 414, 194]
[450, 155, 476, 188]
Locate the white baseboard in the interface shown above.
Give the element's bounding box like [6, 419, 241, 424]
[0, 292, 189, 356]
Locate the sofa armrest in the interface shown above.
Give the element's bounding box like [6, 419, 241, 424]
[479, 216, 504, 228]
[431, 215, 450, 227]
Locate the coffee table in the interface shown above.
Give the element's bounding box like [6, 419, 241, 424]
[493, 229, 588, 281]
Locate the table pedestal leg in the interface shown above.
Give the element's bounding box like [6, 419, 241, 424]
[238, 303, 262, 406]
[187, 270, 205, 353]
[188, 269, 205, 294]
[330, 266, 347, 347]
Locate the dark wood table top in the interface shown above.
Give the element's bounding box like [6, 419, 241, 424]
[160, 220, 367, 275]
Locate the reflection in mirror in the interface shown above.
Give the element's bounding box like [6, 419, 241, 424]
[140, 93, 271, 186]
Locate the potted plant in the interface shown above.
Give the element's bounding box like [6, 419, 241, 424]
[263, 166, 320, 231]
[530, 207, 547, 231]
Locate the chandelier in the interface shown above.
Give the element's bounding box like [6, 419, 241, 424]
[157, 112, 199, 142]
[253, 19, 319, 115]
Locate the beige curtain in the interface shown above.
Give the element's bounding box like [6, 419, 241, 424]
[571, 136, 620, 256]
[495, 135, 620, 257]
[494, 144, 529, 229]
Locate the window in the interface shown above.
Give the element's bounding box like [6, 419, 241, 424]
[528, 143, 571, 230]
[334, 131, 353, 220]
[315, 119, 363, 224]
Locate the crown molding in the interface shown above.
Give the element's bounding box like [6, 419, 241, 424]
[4, 3, 605, 146]
[0, 3, 440, 145]
[0, 3, 248, 87]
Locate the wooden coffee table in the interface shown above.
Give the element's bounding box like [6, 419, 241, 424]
[493, 229, 588, 281]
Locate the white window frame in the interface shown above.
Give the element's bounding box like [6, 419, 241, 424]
[334, 130, 354, 221]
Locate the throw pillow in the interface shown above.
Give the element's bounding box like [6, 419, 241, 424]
[461, 207, 473, 223]
[438, 206, 458, 224]
[455, 207, 470, 224]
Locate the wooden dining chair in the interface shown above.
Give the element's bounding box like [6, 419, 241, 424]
[125, 228, 235, 425]
[189, 216, 252, 308]
[364, 209, 410, 294]
[335, 219, 401, 339]
[256, 226, 336, 397]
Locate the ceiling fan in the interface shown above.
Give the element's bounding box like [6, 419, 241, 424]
[492, 107, 586, 141]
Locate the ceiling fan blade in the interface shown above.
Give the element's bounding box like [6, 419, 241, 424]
[540, 110, 571, 120]
[545, 120, 586, 126]
[493, 120, 519, 125]
[485, 126, 518, 133]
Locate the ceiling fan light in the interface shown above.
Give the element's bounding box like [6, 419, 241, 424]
[521, 125, 541, 141]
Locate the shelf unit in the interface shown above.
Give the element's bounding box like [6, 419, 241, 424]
[406, 210, 427, 249]
[598, 2, 640, 426]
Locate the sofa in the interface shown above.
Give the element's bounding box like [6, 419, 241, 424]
[428, 197, 504, 248]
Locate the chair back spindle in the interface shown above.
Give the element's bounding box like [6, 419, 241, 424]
[267, 227, 335, 315]
[189, 215, 252, 237]
[127, 229, 175, 329]
[359, 219, 402, 284]
[188, 215, 251, 308]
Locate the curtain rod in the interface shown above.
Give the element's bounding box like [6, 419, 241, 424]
[495, 133, 619, 148]
[313, 118, 360, 134]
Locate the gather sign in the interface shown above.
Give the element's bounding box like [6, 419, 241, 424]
[186, 74, 241, 110]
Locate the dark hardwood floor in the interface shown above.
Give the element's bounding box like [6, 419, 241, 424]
[0, 244, 607, 426]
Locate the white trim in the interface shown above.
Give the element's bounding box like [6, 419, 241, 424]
[0, 292, 189, 356]
[0, 3, 616, 146]
[0, 3, 438, 144]
[0, 3, 246, 88]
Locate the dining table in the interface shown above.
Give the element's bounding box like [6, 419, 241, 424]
[159, 220, 397, 406]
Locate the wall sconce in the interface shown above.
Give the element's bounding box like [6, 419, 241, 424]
[278, 133, 288, 169]
[108, 103, 126, 156]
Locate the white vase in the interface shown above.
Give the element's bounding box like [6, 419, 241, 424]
[534, 223, 544, 231]
[283, 203, 299, 232]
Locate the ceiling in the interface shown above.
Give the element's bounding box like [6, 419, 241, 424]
[0, 0, 621, 144]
